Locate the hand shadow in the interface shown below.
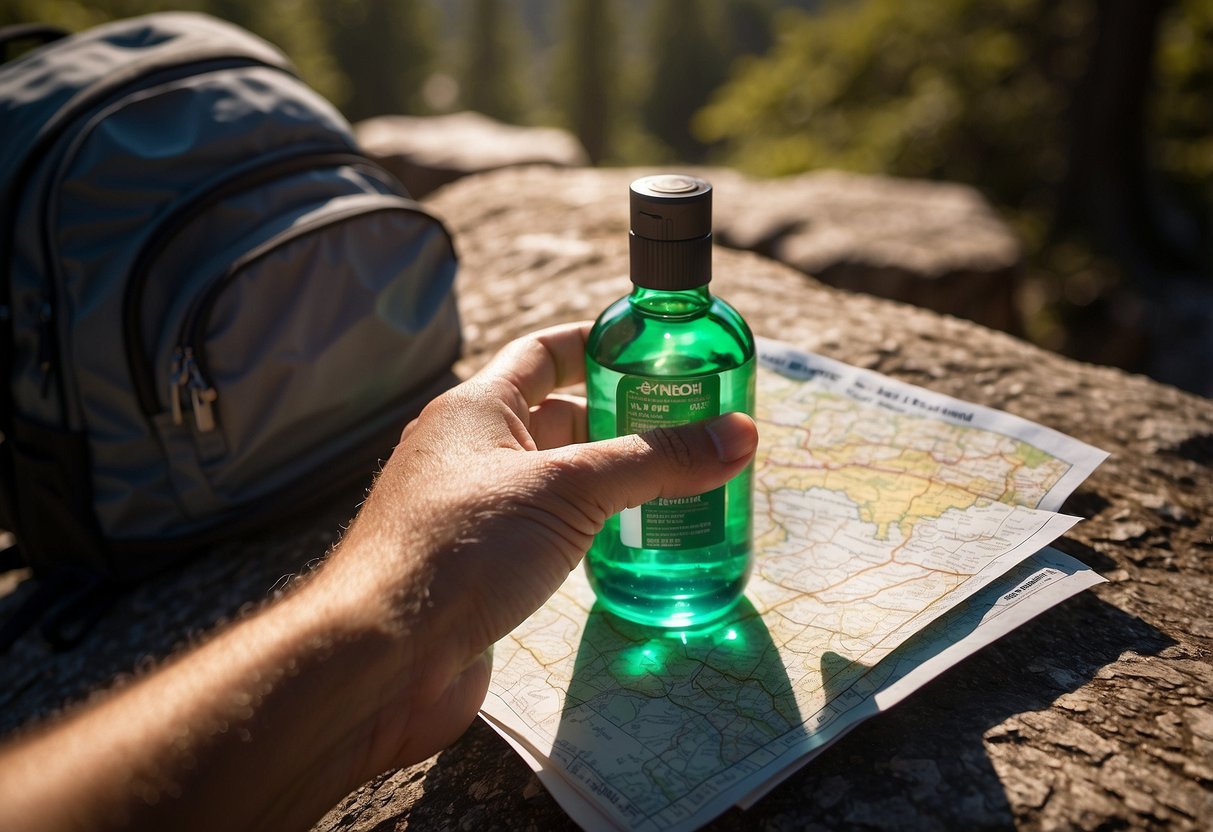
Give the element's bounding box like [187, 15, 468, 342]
[698, 559, 1175, 829]
[404, 557, 1172, 831]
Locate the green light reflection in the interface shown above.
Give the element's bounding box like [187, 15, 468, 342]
[612, 599, 758, 678]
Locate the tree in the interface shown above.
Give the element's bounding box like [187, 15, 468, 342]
[698, 0, 1097, 211]
[456, 0, 530, 123]
[696, 0, 1213, 391]
[720, 0, 776, 65]
[208, 0, 344, 108]
[640, 0, 728, 163]
[1060, 0, 1207, 279]
[322, 0, 438, 121]
[1154, 0, 1213, 215]
[551, 0, 619, 164]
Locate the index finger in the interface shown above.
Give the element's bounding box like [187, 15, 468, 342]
[477, 321, 592, 410]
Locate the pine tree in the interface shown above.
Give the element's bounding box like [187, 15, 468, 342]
[323, 0, 438, 121]
[552, 0, 618, 164]
[457, 0, 529, 123]
[208, 0, 344, 108]
[640, 0, 727, 163]
[721, 0, 775, 62]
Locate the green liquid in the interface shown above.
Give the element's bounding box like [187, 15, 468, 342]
[586, 286, 756, 628]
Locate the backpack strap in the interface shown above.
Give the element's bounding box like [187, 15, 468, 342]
[0, 437, 16, 554]
[0, 21, 70, 563]
[0, 569, 120, 653]
[0, 24, 68, 542]
[0, 541, 22, 573]
[0, 575, 63, 653]
[0, 24, 68, 63]
[38, 572, 121, 650]
[0, 284, 17, 559]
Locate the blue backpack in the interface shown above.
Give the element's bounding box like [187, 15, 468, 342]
[0, 13, 461, 645]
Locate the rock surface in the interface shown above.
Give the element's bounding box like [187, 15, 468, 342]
[708, 168, 1023, 333]
[2, 166, 1211, 831]
[358, 115, 1022, 332]
[355, 111, 589, 198]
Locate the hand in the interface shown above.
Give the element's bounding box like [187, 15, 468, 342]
[0, 322, 758, 832]
[323, 321, 758, 775]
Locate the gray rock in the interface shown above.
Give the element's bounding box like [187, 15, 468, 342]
[354, 127, 1022, 333]
[355, 111, 588, 198]
[419, 166, 1213, 831]
[706, 167, 1024, 333]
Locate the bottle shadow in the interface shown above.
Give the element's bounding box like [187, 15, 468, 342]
[547, 597, 802, 829]
[409, 561, 1173, 830]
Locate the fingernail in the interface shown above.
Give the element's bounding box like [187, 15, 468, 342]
[705, 413, 757, 463]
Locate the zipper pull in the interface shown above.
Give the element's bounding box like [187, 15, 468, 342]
[37, 302, 54, 398]
[191, 385, 218, 433]
[183, 348, 218, 433]
[168, 347, 187, 426]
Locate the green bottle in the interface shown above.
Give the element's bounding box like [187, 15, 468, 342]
[585, 174, 756, 629]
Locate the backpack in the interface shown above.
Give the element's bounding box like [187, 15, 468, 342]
[0, 12, 461, 645]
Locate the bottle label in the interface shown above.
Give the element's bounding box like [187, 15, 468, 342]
[616, 374, 724, 550]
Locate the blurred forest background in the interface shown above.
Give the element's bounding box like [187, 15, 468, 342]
[4, 0, 1212, 393]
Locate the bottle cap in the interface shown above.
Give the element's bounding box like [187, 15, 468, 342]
[629, 174, 712, 290]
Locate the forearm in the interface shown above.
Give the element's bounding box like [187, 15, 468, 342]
[0, 320, 759, 831]
[0, 564, 414, 832]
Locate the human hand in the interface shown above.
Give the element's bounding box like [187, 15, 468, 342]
[321, 321, 758, 776]
[0, 322, 758, 832]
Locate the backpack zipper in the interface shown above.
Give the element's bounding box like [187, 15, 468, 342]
[170, 194, 445, 433]
[166, 344, 218, 431]
[4, 53, 293, 429]
[122, 148, 383, 421]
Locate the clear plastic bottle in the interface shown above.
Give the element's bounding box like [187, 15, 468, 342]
[585, 174, 755, 628]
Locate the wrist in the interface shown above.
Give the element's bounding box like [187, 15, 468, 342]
[281, 563, 417, 776]
[299, 534, 470, 780]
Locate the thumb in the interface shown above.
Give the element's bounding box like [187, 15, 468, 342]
[551, 412, 758, 522]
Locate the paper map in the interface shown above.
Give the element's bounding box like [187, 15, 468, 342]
[480, 338, 1108, 831]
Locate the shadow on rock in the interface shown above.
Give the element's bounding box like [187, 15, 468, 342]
[403, 560, 1171, 830]
[394, 718, 579, 832]
[0, 490, 360, 736]
[699, 590, 1172, 830]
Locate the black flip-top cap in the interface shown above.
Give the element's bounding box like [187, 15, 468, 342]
[629, 174, 713, 289]
[630, 174, 713, 241]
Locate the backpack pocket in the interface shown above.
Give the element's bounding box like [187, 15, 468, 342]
[133, 191, 458, 529]
[154, 191, 457, 522]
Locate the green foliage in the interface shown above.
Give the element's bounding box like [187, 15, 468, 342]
[1154, 0, 1213, 205]
[207, 0, 345, 106]
[0, 0, 432, 121]
[0, 0, 124, 32]
[456, 0, 530, 123]
[630, 0, 775, 164]
[551, 0, 619, 164]
[693, 0, 1210, 380]
[697, 0, 1096, 223]
[703, 0, 1101, 218]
